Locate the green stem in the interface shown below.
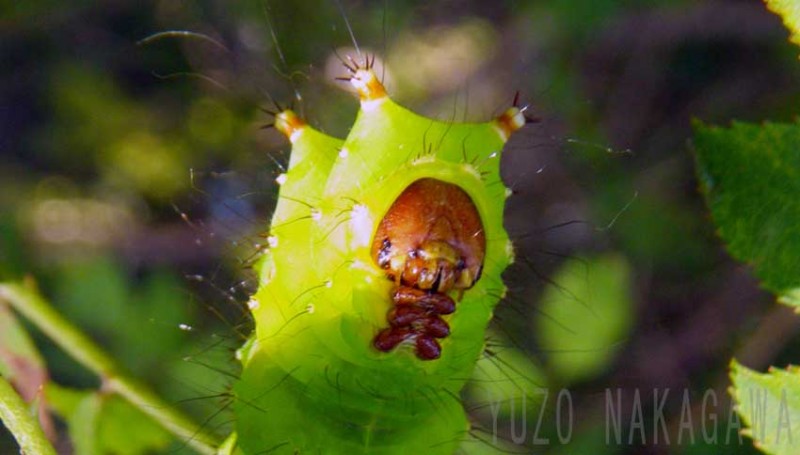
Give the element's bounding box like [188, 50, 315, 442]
[0, 374, 57, 455]
[0, 281, 219, 455]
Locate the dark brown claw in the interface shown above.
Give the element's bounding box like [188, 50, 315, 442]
[374, 327, 413, 352]
[421, 316, 450, 338]
[415, 336, 442, 360]
[388, 305, 427, 327]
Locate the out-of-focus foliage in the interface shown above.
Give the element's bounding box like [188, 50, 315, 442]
[0, 302, 45, 381]
[536, 254, 634, 385]
[0, 301, 51, 444]
[46, 383, 172, 455]
[466, 331, 548, 419]
[51, 259, 193, 377]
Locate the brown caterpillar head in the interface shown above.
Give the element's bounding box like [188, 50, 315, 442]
[370, 178, 487, 360]
[371, 178, 486, 293]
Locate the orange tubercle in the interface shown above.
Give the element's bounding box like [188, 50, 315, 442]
[350, 68, 387, 102]
[274, 110, 306, 143]
[493, 107, 526, 142]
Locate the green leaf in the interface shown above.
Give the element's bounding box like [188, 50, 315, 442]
[730, 360, 800, 454]
[46, 384, 173, 455]
[693, 120, 800, 307]
[535, 254, 634, 385]
[765, 0, 800, 54]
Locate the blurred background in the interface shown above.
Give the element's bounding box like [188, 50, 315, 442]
[2, 0, 800, 454]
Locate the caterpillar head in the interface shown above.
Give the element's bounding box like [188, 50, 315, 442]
[371, 178, 485, 293]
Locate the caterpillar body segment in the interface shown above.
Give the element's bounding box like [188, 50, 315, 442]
[245, 108, 342, 354]
[235, 61, 525, 454]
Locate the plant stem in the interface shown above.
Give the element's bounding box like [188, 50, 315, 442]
[0, 281, 220, 455]
[0, 374, 57, 455]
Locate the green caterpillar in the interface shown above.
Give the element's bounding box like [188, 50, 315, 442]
[232, 58, 526, 454]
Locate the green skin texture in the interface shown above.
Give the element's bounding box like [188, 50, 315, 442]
[234, 75, 516, 454]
